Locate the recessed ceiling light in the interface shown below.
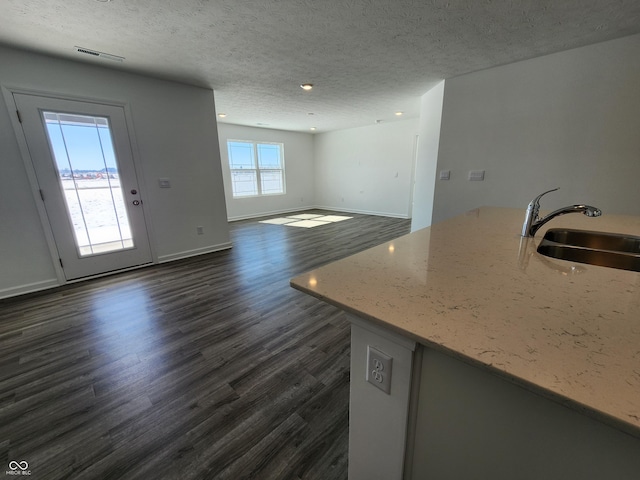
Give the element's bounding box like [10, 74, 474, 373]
[300, 84, 313, 91]
[310, 127, 316, 131]
[218, 113, 227, 118]
[395, 111, 403, 116]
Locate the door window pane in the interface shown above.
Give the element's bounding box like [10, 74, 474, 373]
[43, 112, 134, 256]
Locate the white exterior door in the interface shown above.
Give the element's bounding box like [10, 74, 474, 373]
[14, 93, 152, 280]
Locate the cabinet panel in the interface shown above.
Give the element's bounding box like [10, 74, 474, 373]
[348, 317, 416, 480]
[410, 348, 640, 480]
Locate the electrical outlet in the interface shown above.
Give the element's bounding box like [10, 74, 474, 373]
[366, 345, 392, 394]
[197, 226, 204, 235]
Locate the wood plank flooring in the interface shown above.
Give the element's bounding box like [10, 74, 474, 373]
[0, 210, 411, 480]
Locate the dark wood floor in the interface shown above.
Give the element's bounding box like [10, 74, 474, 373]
[0, 210, 411, 480]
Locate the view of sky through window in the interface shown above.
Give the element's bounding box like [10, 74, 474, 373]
[44, 112, 133, 256]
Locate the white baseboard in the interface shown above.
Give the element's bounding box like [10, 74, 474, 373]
[227, 207, 313, 222]
[0, 244, 233, 300]
[228, 205, 409, 222]
[157, 242, 233, 263]
[312, 205, 410, 219]
[0, 278, 61, 300]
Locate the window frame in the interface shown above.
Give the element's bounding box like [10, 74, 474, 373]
[227, 139, 286, 198]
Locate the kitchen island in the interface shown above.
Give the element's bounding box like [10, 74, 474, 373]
[290, 207, 640, 480]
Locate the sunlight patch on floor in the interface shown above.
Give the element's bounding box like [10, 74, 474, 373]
[259, 214, 353, 228]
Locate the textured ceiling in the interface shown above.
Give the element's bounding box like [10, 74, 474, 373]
[1, 0, 639, 133]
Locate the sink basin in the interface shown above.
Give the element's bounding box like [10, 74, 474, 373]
[537, 229, 640, 272]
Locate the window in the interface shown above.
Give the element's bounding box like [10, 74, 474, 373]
[227, 140, 285, 197]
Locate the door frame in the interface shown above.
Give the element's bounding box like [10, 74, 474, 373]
[2, 86, 157, 284]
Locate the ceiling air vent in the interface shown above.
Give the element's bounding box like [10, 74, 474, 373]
[74, 46, 124, 62]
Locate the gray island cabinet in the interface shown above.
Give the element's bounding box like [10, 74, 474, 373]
[291, 207, 640, 480]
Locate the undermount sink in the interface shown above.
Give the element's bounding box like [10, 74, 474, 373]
[537, 229, 640, 272]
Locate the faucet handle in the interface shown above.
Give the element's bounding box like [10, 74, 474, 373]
[530, 187, 559, 208]
[522, 188, 560, 237]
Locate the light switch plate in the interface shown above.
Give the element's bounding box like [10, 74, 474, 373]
[468, 170, 485, 181]
[439, 170, 451, 180]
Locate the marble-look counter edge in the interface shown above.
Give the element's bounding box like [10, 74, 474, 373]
[290, 279, 640, 439]
[290, 207, 640, 440]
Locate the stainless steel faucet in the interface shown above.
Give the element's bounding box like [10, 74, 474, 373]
[521, 188, 602, 237]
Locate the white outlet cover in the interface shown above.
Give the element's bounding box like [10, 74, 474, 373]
[366, 345, 393, 394]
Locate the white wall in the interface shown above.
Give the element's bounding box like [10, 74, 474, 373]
[217, 123, 315, 220]
[314, 119, 419, 218]
[431, 33, 640, 225]
[0, 45, 230, 298]
[410, 82, 445, 232]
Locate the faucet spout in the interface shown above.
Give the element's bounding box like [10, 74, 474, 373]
[528, 205, 602, 237]
[521, 189, 602, 237]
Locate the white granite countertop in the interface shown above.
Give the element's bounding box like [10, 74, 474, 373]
[291, 207, 640, 437]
